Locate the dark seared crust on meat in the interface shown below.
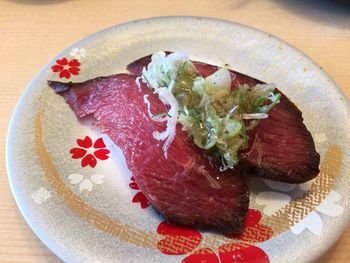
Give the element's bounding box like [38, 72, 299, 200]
[150, 187, 249, 234]
[49, 75, 114, 93]
[153, 190, 250, 233]
[239, 92, 320, 184]
[240, 159, 320, 184]
[48, 81, 73, 93]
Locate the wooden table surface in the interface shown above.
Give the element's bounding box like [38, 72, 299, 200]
[1, 0, 349, 262]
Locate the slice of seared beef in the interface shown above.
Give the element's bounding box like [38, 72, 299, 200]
[49, 74, 249, 233]
[127, 55, 320, 183]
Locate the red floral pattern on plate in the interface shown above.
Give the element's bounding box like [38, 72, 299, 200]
[218, 243, 269, 263]
[224, 209, 273, 243]
[129, 176, 150, 209]
[157, 221, 202, 255]
[51, 57, 80, 79]
[176, 209, 272, 263]
[70, 136, 110, 168]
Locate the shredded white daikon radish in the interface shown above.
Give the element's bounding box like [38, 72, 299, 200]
[138, 51, 191, 158]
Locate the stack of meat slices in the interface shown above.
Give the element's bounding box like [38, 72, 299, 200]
[49, 54, 320, 234]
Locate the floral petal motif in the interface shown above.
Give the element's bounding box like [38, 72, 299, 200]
[256, 191, 291, 216]
[31, 187, 51, 205]
[219, 243, 270, 263]
[225, 209, 273, 243]
[59, 69, 71, 79]
[68, 58, 80, 67]
[68, 173, 84, 184]
[70, 147, 87, 159]
[81, 153, 97, 168]
[51, 57, 81, 79]
[182, 248, 219, 263]
[132, 191, 150, 209]
[90, 174, 104, 184]
[79, 178, 93, 192]
[56, 57, 68, 66]
[316, 190, 343, 217]
[69, 67, 80, 75]
[157, 221, 202, 255]
[70, 48, 86, 59]
[290, 211, 323, 235]
[70, 48, 79, 56]
[77, 136, 93, 148]
[129, 176, 148, 208]
[226, 224, 273, 243]
[262, 179, 296, 192]
[243, 209, 262, 228]
[94, 137, 106, 148]
[94, 149, 110, 160]
[51, 64, 64, 72]
[129, 182, 139, 190]
[70, 136, 110, 168]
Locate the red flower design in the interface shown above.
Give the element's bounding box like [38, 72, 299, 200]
[70, 136, 110, 168]
[129, 176, 150, 209]
[224, 209, 273, 243]
[51, 57, 80, 79]
[180, 209, 272, 263]
[157, 221, 202, 255]
[218, 243, 269, 263]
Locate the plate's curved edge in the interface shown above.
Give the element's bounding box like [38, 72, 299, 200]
[5, 72, 72, 262]
[5, 16, 350, 263]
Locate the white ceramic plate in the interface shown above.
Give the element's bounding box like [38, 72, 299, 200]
[6, 17, 350, 263]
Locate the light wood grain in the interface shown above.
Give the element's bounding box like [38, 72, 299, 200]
[1, 0, 349, 262]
